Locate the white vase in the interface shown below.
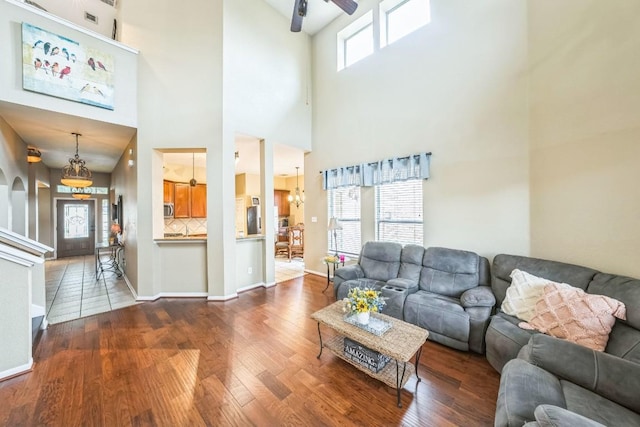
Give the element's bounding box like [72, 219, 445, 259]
[356, 311, 370, 325]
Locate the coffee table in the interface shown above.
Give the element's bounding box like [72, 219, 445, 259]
[311, 301, 429, 407]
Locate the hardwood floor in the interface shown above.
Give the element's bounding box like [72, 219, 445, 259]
[0, 274, 500, 426]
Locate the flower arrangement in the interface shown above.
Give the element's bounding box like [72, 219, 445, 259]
[343, 287, 386, 315]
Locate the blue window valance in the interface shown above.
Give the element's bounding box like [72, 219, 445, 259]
[322, 152, 431, 190]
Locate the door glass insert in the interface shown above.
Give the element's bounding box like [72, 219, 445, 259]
[64, 204, 89, 239]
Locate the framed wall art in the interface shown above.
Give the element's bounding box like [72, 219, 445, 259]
[21, 22, 115, 110]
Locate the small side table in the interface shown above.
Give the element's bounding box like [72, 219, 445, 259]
[322, 256, 347, 293]
[95, 243, 124, 280]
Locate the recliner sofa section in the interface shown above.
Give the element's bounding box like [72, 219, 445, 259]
[333, 242, 494, 353]
[488, 254, 640, 426]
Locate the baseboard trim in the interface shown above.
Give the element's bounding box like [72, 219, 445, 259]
[207, 294, 238, 301]
[237, 282, 266, 293]
[123, 274, 138, 300]
[137, 292, 208, 301]
[0, 359, 33, 382]
[304, 269, 325, 278]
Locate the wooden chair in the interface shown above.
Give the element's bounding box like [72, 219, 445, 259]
[289, 226, 304, 260]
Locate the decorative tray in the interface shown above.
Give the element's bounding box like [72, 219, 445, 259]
[343, 314, 392, 336]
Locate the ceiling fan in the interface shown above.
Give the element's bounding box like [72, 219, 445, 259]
[291, 0, 358, 32]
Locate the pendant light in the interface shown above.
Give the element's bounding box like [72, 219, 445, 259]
[288, 166, 304, 208]
[27, 147, 42, 163]
[61, 133, 93, 188]
[71, 187, 91, 200]
[189, 153, 197, 187]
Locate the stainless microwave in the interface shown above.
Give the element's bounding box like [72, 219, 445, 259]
[164, 203, 174, 218]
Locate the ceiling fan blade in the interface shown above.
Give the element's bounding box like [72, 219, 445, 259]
[291, 0, 306, 32]
[330, 0, 358, 15]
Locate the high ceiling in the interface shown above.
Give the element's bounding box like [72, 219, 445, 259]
[4, 0, 316, 176]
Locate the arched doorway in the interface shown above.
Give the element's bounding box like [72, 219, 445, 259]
[11, 176, 26, 235]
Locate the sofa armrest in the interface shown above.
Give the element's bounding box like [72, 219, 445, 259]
[519, 334, 640, 414]
[460, 286, 496, 308]
[385, 277, 419, 293]
[531, 405, 606, 427]
[334, 265, 363, 282]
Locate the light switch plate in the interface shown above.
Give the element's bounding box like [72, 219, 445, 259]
[311, 217, 317, 223]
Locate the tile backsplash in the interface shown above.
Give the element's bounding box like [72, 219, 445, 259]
[164, 218, 207, 235]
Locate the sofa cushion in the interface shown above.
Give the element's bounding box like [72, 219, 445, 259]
[587, 273, 640, 330]
[486, 313, 537, 373]
[501, 269, 570, 322]
[519, 283, 626, 351]
[404, 291, 470, 343]
[419, 247, 479, 297]
[359, 241, 402, 282]
[494, 359, 566, 427]
[397, 244, 424, 282]
[491, 254, 597, 307]
[561, 381, 640, 427]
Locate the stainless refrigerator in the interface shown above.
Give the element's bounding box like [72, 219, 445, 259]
[247, 206, 261, 235]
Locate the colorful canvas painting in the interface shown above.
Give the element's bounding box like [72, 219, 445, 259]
[22, 23, 115, 110]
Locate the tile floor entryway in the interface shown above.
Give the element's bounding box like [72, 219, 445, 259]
[45, 255, 137, 324]
[275, 257, 306, 283]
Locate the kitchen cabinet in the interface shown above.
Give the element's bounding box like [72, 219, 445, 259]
[274, 189, 290, 217]
[174, 183, 191, 218]
[191, 184, 207, 218]
[163, 180, 175, 203]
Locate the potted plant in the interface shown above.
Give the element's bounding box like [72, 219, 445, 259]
[343, 287, 385, 325]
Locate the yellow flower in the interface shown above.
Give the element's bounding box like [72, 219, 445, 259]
[365, 290, 377, 299]
[356, 300, 368, 312]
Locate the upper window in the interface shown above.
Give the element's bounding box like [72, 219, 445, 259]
[380, 0, 430, 48]
[375, 180, 423, 246]
[328, 186, 362, 255]
[337, 11, 374, 71]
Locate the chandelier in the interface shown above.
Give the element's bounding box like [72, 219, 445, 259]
[61, 132, 93, 188]
[71, 187, 91, 200]
[288, 166, 304, 208]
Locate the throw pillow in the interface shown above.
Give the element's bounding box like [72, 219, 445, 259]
[501, 269, 569, 322]
[519, 283, 627, 351]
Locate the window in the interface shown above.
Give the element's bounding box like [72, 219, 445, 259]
[328, 186, 361, 255]
[375, 180, 423, 246]
[380, 0, 430, 48]
[102, 199, 109, 245]
[337, 11, 374, 71]
[64, 204, 89, 239]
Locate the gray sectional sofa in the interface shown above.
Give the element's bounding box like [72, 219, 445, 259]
[487, 254, 640, 426]
[333, 241, 494, 353]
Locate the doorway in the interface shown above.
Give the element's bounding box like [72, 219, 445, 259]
[56, 199, 96, 258]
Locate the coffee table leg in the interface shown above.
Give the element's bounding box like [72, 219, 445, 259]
[395, 360, 407, 408]
[316, 322, 324, 359]
[414, 344, 423, 383]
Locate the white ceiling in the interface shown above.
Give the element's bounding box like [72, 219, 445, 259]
[2, 0, 332, 177]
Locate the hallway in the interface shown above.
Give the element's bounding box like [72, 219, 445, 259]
[274, 257, 306, 283]
[45, 255, 137, 324]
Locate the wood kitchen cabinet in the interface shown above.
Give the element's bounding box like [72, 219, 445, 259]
[274, 189, 290, 217]
[163, 180, 174, 203]
[191, 184, 207, 218]
[174, 183, 191, 218]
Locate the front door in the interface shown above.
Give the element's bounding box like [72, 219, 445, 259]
[56, 199, 96, 258]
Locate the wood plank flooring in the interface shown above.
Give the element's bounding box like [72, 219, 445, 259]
[0, 274, 500, 426]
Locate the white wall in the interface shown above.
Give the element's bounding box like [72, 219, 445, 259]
[110, 135, 137, 292]
[0, 116, 29, 235]
[0, 0, 137, 128]
[307, 0, 530, 272]
[528, 0, 640, 278]
[223, 0, 312, 151]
